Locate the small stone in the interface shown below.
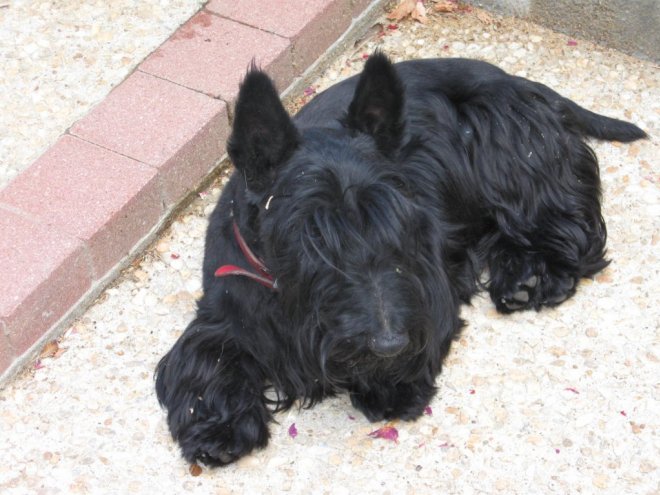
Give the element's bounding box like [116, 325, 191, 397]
[630, 422, 644, 434]
[553, 326, 571, 338]
[237, 454, 260, 468]
[466, 433, 481, 451]
[156, 241, 170, 253]
[592, 473, 608, 489]
[526, 434, 543, 445]
[495, 479, 509, 491]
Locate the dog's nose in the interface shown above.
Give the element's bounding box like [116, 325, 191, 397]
[368, 332, 409, 358]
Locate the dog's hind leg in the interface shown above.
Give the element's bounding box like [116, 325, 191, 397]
[155, 317, 272, 466]
[484, 145, 608, 313]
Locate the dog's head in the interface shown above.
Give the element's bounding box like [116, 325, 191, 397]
[226, 54, 455, 381]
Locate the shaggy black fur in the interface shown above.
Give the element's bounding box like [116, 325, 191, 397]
[155, 53, 646, 466]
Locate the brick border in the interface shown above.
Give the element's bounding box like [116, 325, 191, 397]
[0, 0, 387, 382]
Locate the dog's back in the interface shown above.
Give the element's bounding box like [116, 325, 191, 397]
[296, 57, 645, 143]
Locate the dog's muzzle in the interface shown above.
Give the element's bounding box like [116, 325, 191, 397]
[368, 331, 410, 358]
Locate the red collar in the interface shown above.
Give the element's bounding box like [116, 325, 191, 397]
[214, 221, 278, 290]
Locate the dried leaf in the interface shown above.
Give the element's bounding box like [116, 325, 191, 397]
[368, 424, 399, 443]
[475, 9, 494, 24]
[189, 463, 202, 476]
[53, 347, 67, 359]
[39, 341, 59, 359]
[433, 1, 458, 13]
[412, 1, 428, 23]
[388, 0, 427, 24]
[387, 0, 415, 20]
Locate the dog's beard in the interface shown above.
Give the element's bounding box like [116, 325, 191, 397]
[289, 303, 433, 390]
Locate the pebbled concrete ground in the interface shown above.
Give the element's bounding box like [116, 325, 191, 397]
[0, 7, 658, 495]
[0, 0, 205, 189]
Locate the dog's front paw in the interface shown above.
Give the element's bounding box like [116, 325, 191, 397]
[492, 266, 578, 313]
[496, 273, 539, 312]
[539, 272, 576, 307]
[489, 250, 579, 313]
[350, 379, 435, 422]
[177, 408, 270, 467]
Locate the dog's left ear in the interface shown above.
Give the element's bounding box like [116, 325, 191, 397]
[345, 52, 404, 153]
[228, 67, 299, 192]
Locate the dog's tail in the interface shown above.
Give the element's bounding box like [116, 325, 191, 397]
[531, 80, 647, 142]
[560, 98, 647, 142]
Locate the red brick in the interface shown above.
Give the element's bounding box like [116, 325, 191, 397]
[0, 209, 92, 354]
[71, 71, 229, 205]
[139, 11, 293, 102]
[207, 0, 351, 71]
[0, 136, 162, 277]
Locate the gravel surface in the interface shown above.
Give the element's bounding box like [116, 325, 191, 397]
[0, 0, 204, 190]
[1, 7, 658, 495]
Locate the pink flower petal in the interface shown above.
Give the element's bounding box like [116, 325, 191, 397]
[347, 414, 356, 420]
[564, 387, 580, 394]
[620, 410, 627, 417]
[424, 406, 433, 416]
[170, 253, 180, 259]
[288, 423, 298, 438]
[303, 86, 316, 97]
[469, 389, 476, 395]
[368, 425, 399, 443]
[567, 40, 578, 46]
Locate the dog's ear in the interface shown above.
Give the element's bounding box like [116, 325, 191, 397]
[228, 67, 299, 192]
[345, 52, 404, 153]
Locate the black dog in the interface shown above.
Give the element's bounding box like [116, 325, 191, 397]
[155, 53, 645, 466]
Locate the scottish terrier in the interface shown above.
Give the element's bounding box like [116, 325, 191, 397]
[155, 53, 645, 466]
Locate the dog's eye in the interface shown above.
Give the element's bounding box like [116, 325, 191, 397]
[391, 177, 406, 189]
[389, 176, 413, 197]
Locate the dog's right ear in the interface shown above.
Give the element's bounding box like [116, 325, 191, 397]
[345, 52, 404, 154]
[227, 68, 299, 193]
